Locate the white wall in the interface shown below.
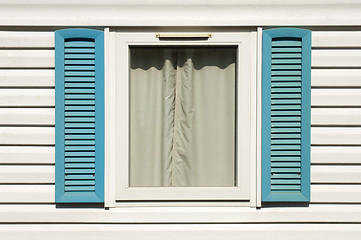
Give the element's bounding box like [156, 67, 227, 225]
[0, 28, 360, 239]
[0, 1, 361, 26]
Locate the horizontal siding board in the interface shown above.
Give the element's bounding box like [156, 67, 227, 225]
[312, 31, 361, 48]
[0, 166, 53, 183]
[311, 146, 361, 164]
[0, 185, 54, 203]
[0, 146, 54, 164]
[0, 31, 54, 48]
[311, 108, 361, 126]
[311, 166, 361, 183]
[0, 108, 54, 125]
[0, 89, 54, 106]
[0, 166, 357, 200]
[0, 50, 54, 68]
[311, 69, 361, 87]
[311, 185, 361, 203]
[0, 204, 360, 223]
[311, 127, 361, 145]
[312, 49, 361, 67]
[311, 89, 361, 106]
[0, 224, 361, 240]
[0, 69, 54, 87]
[0, 127, 54, 145]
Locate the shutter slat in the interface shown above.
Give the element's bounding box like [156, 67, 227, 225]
[64, 65, 95, 71]
[64, 168, 95, 174]
[65, 123, 95, 128]
[65, 117, 95, 122]
[65, 77, 95, 82]
[65, 140, 95, 145]
[271, 70, 302, 76]
[65, 88, 95, 94]
[65, 111, 95, 117]
[271, 174, 300, 179]
[271, 150, 301, 156]
[271, 111, 301, 116]
[64, 54, 95, 59]
[271, 179, 301, 184]
[65, 186, 96, 192]
[271, 82, 302, 88]
[65, 146, 96, 151]
[271, 162, 301, 167]
[271, 185, 301, 191]
[64, 71, 95, 76]
[271, 144, 301, 150]
[64, 135, 95, 140]
[65, 152, 95, 157]
[64, 41, 95, 48]
[271, 156, 301, 161]
[272, 52, 302, 58]
[64, 100, 95, 105]
[65, 174, 95, 180]
[65, 180, 95, 186]
[65, 163, 95, 168]
[271, 76, 301, 81]
[65, 48, 95, 53]
[271, 88, 301, 93]
[271, 116, 301, 121]
[65, 83, 95, 88]
[65, 157, 95, 163]
[271, 139, 301, 144]
[271, 128, 301, 133]
[65, 105, 95, 111]
[272, 41, 302, 47]
[271, 168, 301, 173]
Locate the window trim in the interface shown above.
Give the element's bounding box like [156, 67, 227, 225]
[106, 29, 256, 203]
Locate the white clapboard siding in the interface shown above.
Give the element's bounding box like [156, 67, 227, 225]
[0, 108, 54, 125]
[311, 166, 361, 183]
[312, 49, 361, 67]
[0, 166, 54, 183]
[311, 108, 361, 126]
[311, 146, 361, 164]
[1, 165, 358, 186]
[0, 224, 360, 240]
[0, 50, 54, 68]
[312, 31, 361, 48]
[311, 185, 361, 203]
[0, 127, 54, 145]
[0, 185, 54, 203]
[311, 89, 361, 106]
[0, 204, 360, 223]
[312, 127, 361, 145]
[0, 146, 54, 164]
[0, 31, 54, 48]
[311, 69, 361, 87]
[0, 69, 54, 87]
[0, 89, 54, 106]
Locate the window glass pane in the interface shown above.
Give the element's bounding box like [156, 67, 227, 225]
[129, 47, 236, 187]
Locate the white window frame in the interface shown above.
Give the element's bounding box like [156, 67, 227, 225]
[105, 28, 257, 204]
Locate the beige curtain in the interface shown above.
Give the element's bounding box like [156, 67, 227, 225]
[129, 47, 236, 187]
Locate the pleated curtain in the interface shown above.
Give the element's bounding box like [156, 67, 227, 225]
[130, 47, 236, 187]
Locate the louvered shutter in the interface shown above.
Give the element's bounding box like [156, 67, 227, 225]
[55, 29, 104, 203]
[262, 28, 311, 202]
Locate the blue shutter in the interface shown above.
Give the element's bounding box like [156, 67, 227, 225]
[55, 29, 104, 203]
[262, 28, 311, 202]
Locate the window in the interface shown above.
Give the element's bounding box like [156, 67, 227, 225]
[111, 31, 254, 201]
[54, 28, 311, 205]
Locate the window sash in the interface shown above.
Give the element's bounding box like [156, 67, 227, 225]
[109, 31, 253, 201]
